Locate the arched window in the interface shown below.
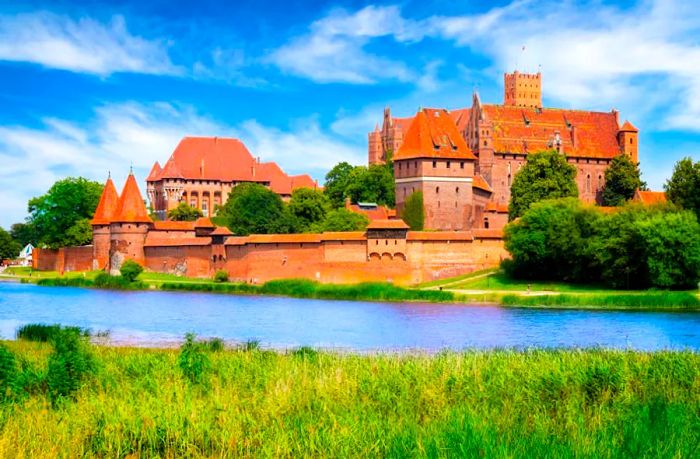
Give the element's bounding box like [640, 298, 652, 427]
[507, 174, 512, 187]
[436, 187, 440, 194]
[586, 174, 591, 192]
[456, 187, 459, 194]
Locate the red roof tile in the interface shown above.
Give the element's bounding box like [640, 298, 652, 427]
[619, 120, 638, 132]
[211, 226, 233, 236]
[113, 174, 152, 223]
[472, 175, 493, 193]
[473, 229, 504, 239]
[346, 202, 395, 220]
[150, 136, 314, 196]
[366, 219, 409, 230]
[395, 109, 476, 160]
[144, 236, 212, 247]
[481, 105, 622, 159]
[91, 177, 119, 225]
[146, 162, 162, 181]
[320, 232, 366, 241]
[194, 217, 215, 228]
[634, 190, 667, 205]
[407, 231, 474, 241]
[153, 221, 195, 231]
[484, 202, 509, 213]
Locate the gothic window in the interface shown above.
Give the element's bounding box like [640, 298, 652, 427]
[586, 174, 591, 192]
[456, 187, 459, 194]
[598, 175, 603, 189]
[436, 187, 440, 194]
[507, 174, 512, 187]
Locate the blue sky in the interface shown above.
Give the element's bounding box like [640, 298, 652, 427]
[1, 0, 699, 228]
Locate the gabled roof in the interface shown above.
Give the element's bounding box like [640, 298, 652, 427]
[619, 120, 638, 132]
[481, 105, 622, 159]
[211, 226, 233, 236]
[472, 175, 493, 193]
[194, 217, 215, 228]
[91, 177, 120, 225]
[366, 219, 409, 230]
[633, 190, 667, 205]
[153, 221, 195, 231]
[113, 174, 152, 224]
[346, 201, 396, 220]
[395, 109, 476, 160]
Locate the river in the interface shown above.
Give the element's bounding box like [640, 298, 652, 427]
[1, 282, 698, 351]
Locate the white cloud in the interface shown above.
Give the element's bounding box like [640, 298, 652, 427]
[268, 5, 418, 84]
[0, 12, 178, 76]
[0, 103, 363, 228]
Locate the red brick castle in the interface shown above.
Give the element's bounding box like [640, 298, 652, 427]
[370, 71, 639, 230]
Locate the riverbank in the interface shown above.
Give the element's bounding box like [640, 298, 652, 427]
[4, 267, 699, 310]
[0, 339, 697, 456]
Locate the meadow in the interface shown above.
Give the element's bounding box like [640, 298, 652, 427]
[0, 333, 698, 457]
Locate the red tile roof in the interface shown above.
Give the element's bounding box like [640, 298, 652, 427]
[473, 229, 504, 239]
[113, 174, 152, 223]
[407, 231, 474, 241]
[389, 109, 470, 137]
[91, 177, 119, 225]
[146, 162, 162, 181]
[211, 226, 233, 236]
[153, 221, 195, 231]
[472, 175, 493, 193]
[320, 231, 366, 241]
[481, 105, 622, 159]
[149, 136, 317, 196]
[346, 202, 395, 220]
[634, 190, 667, 205]
[144, 236, 212, 247]
[194, 217, 215, 228]
[366, 219, 409, 230]
[619, 120, 638, 132]
[395, 109, 477, 161]
[484, 202, 509, 213]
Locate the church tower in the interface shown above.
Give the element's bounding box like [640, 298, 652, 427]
[504, 71, 542, 108]
[91, 175, 119, 271]
[109, 172, 153, 274]
[618, 120, 639, 163]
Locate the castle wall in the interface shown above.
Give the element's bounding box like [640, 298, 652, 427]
[144, 245, 212, 278]
[33, 246, 94, 273]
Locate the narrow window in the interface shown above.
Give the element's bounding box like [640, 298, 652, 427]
[436, 187, 440, 194]
[460, 161, 464, 169]
[484, 218, 490, 229]
[446, 161, 451, 168]
[456, 187, 460, 194]
[432, 161, 437, 168]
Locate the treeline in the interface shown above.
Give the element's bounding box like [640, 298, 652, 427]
[504, 198, 700, 289]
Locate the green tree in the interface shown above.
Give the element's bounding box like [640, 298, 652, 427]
[288, 188, 331, 231]
[120, 259, 144, 282]
[401, 191, 424, 230]
[27, 177, 103, 248]
[167, 202, 204, 221]
[503, 198, 602, 282]
[220, 183, 285, 236]
[345, 164, 395, 207]
[665, 157, 700, 219]
[0, 227, 21, 259]
[602, 154, 646, 206]
[312, 209, 369, 232]
[324, 162, 355, 208]
[10, 223, 37, 248]
[508, 150, 578, 220]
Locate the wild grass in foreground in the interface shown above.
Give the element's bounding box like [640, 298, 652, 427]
[0, 337, 698, 457]
[502, 292, 700, 309]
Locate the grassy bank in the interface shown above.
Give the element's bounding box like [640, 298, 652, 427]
[0, 338, 698, 457]
[501, 292, 700, 309]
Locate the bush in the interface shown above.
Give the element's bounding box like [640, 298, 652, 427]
[46, 328, 96, 402]
[205, 337, 225, 352]
[0, 344, 19, 403]
[213, 270, 229, 283]
[120, 260, 143, 282]
[17, 324, 89, 342]
[178, 333, 211, 385]
[93, 272, 144, 290]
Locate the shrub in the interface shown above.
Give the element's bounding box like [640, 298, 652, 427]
[93, 272, 143, 290]
[178, 333, 211, 385]
[242, 339, 260, 351]
[292, 346, 318, 360]
[0, 344, 18, 403]
[46, 328, 96, 403]
[205, 337, 225, 352]
[213, 270, 229, 283]
[120, 260, 143, 282]
[17, 324, 89, 342]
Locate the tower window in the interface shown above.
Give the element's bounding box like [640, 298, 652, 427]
[436, 187, 440, 194]
[446, 161, 451, 168]
[432, 161, 437, 168]
[460, 161, 464, 169]
[456, 187, 459, 194]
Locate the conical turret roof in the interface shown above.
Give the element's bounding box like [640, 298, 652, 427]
[91, 177, 120, 225]
[113, 173, 152, 223]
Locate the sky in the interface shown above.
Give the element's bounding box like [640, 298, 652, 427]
[1, 0, 699, 229]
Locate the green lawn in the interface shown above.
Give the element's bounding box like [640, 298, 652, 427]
[1, 339, 698, 457]
[414, 267, 499, 289]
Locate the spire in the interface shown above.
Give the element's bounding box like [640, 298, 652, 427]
[91, 176, 120, 225]
[112, 173, 152, 223]
[146, 161, 162, 182]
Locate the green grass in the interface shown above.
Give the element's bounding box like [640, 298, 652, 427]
[415, 267, 499, 289]
[450, 271, 619, 292]
[2, 268, 101, 281]
[0, 339, 698, 456]
[501, 292, 700, 309]
[16, 323, 90, 342]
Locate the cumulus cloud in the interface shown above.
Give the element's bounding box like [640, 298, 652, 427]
[0, 12, 178, 76]
[0, 103, 362, 228]
[268, 5, 420, 84]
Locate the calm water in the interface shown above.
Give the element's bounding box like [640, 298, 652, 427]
[1, 282, 699, 351]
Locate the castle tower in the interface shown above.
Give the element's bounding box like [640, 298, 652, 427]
[618, 120, 639, 163]
[504, 71, 542, 108]
[109, 172, 153, 274]
[91, 175, 119, 271]
[368, 125, 382, 164]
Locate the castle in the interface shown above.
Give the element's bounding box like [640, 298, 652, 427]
[146, 136, 318, 220]
[370, 71, 639, 231]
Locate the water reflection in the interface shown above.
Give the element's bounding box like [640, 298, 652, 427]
[0, 282, 698, 351]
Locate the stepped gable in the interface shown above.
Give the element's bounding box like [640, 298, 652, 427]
[481, 105, 621, 158]
[113, 173, 152, 223]
[394, 109, 476, 160]
[91, 177, 120, 225]
[146, 162, 162, 181]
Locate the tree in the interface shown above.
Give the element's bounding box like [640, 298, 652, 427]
[120, 259, 143, 282]
[288, 188, 330, 231]
[602, 154, 646, 206]
[324, 162, 355, 208]
[0, 227, 21, 260]
[665, 157, 700, 219]
[167, 202, 204, 221]
[401, 191, 424, 230]
[27, 177, 103, 248]
[311, 209, 369, 232]
[10, 223, 37, 248]
[503, 198, 602, 282]
[219, 183, 285, 236]
[345, 164, 395, 207]
[508, 150, 578, 220]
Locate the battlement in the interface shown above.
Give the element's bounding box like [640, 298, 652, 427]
[504, 71, 542, 108]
